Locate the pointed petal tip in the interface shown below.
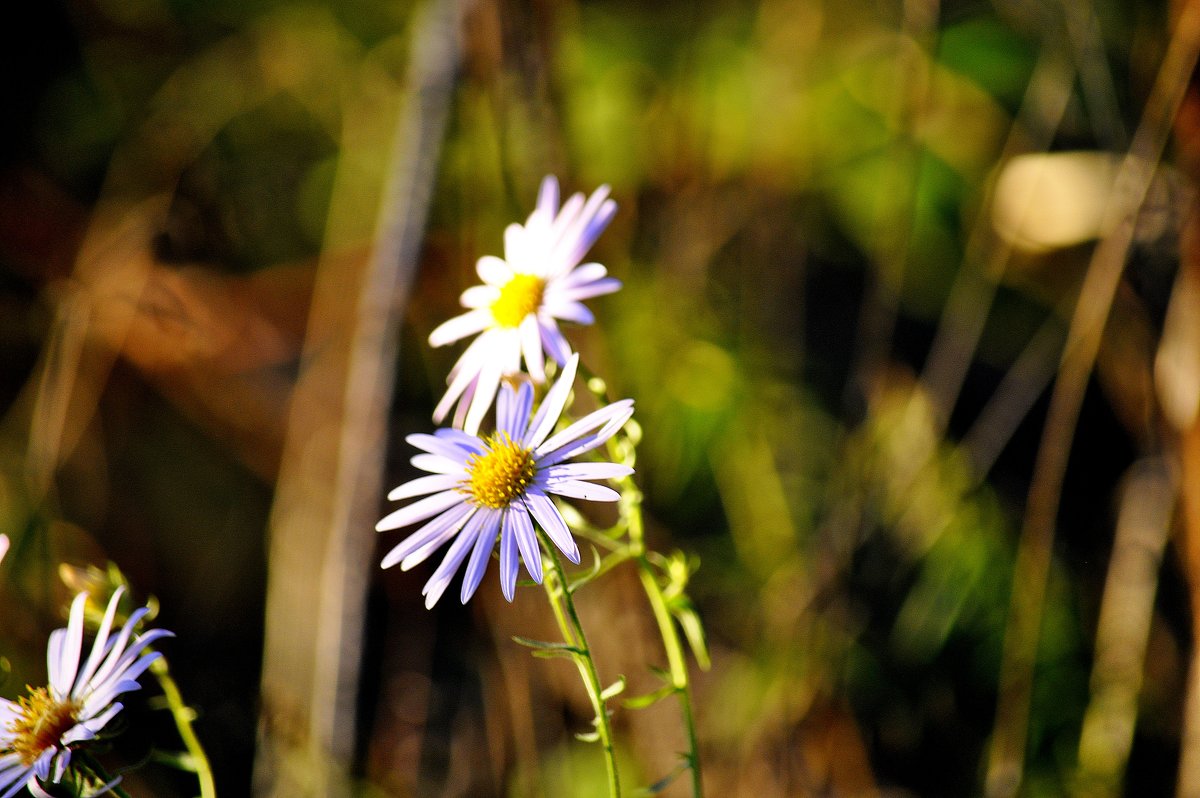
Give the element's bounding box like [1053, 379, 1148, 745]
[380, 547, 402, 569]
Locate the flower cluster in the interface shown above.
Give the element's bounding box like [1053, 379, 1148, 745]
[379, 176, 632, 607]
[0, 589, 171, 798]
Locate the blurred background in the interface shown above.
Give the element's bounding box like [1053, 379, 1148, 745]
[0, 0, 1197, 795]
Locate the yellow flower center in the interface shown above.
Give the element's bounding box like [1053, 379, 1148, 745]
[6, 686, 80, 766]
[491, 274, 545, 328]
[461, 433, 537, 509]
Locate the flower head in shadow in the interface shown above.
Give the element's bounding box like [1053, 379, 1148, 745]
[0, 588, 171, 798]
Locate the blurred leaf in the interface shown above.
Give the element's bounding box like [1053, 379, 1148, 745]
[670, 598, 711, 671]
[623, 682, 675, 711]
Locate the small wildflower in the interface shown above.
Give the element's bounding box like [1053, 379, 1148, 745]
[429, 175, 621, 434]
[378, 354, 634, 608]
[0, 536, 7, 566]
[0, 588, 172, 798]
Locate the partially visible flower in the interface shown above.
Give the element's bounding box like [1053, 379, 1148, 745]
[0, 588, 172, 798]
[429, 175, 621, 434]
[0, 535, 8, 566]
[378, 354, 634, 608]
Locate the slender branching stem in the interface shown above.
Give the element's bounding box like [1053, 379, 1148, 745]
[576, 358, 703, 795]
[151, 657, 217, 798]
[624, 483, 704, 797]
[538, 529, 621, 798]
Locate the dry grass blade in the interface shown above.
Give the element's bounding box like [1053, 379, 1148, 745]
[253, 0, 468, 794]
[1075, 458, 1174, 795]
[984, 4, 1200, 795]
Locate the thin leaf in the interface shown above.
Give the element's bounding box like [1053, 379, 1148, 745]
[624, 682, 676, 709]
[511, 636, 583, 655]
[672, 600, 711, 670]
[633, 760, 690, 796]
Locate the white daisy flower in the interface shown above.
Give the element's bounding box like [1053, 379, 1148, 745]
[378, 354, 634, 608]
[0, 588, 172, 798]
[429, 175, 621, 434]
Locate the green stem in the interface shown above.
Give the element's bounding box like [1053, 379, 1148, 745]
[577, 358, 703, 795]
[538, 529, 621, 798]
[625, 485, 704, 798]
[150, 657, 217, 798]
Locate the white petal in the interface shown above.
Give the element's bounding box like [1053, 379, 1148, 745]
[406, 433, 473, 462]
[495, 383, 517, 438]
[546, 193, 586, 255]
[53, 593, 87, 698]
[75, 588, 126, 699]
[83, 608, 147, 694]
[524, 353, 579, 449]
[460, 285, 500, 309]
[376, 491, 465, 532]
[428, 309, 494, 348]
[45, 630, 66, 699]
[476, 255, 513, 286]
[503, 225, 533, 273]
[539, 402, 634, 467]
[433, 428, 487, 452]
[31, 750, 53, 781]
[0, 754, 30, 783]
[542, 479, 620, 502]
[422, 510, 491, 609]
[409, 454, 464, 475]
[387, 474, 462, 501]
[497, 381, 533, 439]
[542, 462, 633, 481]
[537, 400, 634, 458]
[523, 490, 579, 564]
[84, 624, 170, 703]
[380, 504, 473, 570]
[0, 764, 32, 798]
[508, 505, 543, 584]
[552, 191, 615, 276]
[30, 775, 57, 798]
[538, 318, 572, 365]
[66, 704, 119, 741]
[464, 356, 504, 436]
[536, 175, 560, 219]
[557, 262, 607, 286]
[0, 701, 19, 737]
[519, 314, 546, 383]
[460, 511, 502, 603]
[433, 336, 490, 423]
[546, 300, 594, 326]
[451, 377, 476, 430]
[400, 507, 476, 571]
[556, 277, 622, 302]
[499, 511, 520, 601]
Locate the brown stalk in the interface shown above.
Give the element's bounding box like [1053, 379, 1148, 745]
[252, 0, 468, 794]
[984, 4, 1200, 795]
